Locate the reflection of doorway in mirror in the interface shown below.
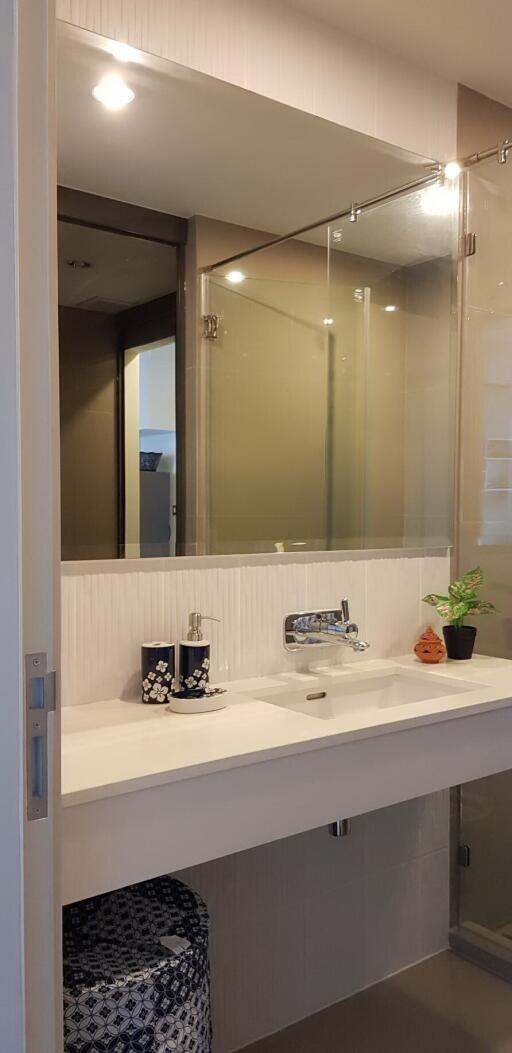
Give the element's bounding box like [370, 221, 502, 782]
[124, 338, 176, 558]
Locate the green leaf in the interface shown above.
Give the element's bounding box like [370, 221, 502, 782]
[436, 600, 456, 620]
[422, 593, 449, 607]
[460, 566, 484, 591]
[467, 600, 496, 615]
[448, 581, 476, 601]
[446, 600, 470, 624]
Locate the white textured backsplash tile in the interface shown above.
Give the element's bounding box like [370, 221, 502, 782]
[61, 553, 449, 705]
[366, 557, 422, 658]
[238, 563, 309, 678]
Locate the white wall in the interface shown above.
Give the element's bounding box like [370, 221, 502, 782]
[56, 0, 457, 160]
[139, 340, 176, 432]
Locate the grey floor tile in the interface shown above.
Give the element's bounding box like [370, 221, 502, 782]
[238, 952, 512, 1053]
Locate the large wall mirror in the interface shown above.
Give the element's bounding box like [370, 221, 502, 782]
[57, 21, 458, 559]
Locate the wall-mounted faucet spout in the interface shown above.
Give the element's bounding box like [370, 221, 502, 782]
[283, 598, 370, 652]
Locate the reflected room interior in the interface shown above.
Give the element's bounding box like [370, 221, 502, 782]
[57, 20, 458, 560]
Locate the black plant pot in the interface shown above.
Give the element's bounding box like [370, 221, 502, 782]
[443, 625, 477, 660]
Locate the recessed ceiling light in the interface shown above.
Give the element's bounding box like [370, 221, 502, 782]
[444, 161, 462, 180]
[384, 304, 398, 312]
[322, 317, 334, 326]
[92, 73, 135, 111]
[105, 40, 140, 63]
[225, 270, 245, 284]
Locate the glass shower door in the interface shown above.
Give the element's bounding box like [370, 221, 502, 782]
[457, 156, 512, 968]
[205, 269, 332, 554]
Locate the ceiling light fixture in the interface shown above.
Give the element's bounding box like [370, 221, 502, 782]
[105, 40, 141, 63]
[444, 161, 462, 180]
[384, 304, 398, 312]
[225, 270, 245, 284]
[92, 73, 135, 111]
[322, 317, 334, 326]
[331, 229, 343, 242]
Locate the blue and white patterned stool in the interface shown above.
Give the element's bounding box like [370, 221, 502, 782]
[63, 876, 211, 1053]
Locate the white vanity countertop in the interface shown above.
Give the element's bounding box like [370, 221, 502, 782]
[61, 654, 512, 808]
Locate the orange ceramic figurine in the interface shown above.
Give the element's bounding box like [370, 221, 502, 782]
[414, 625, 446, 664]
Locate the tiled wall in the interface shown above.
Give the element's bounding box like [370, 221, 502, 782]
[61, 551, 449, 706]
[177, 792, 450, 1052]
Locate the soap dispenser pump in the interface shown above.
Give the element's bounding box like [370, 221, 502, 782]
[168, 612, 226, 714]
[186, 611, 208, 643]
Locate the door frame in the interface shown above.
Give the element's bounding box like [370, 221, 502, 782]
[57, 186, 188, 557]
[1, 2, 62, 1051]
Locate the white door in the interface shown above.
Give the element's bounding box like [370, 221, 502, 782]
[0, 2, 61, 1052]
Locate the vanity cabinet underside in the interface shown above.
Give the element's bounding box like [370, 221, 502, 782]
[62, 701, 512, 904]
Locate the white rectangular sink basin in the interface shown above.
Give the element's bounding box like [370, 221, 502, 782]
[254, 668, 480, 721]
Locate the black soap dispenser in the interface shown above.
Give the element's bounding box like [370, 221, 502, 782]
[168, 612, 226, 714]
[180, 612, 212, 694]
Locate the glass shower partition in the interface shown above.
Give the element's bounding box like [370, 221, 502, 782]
[202, 181, 458, 556]
[204, 261, 334, 555]
[453, 155, 512, 977]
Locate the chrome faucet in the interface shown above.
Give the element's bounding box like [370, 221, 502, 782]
[284, 598, 370, 653]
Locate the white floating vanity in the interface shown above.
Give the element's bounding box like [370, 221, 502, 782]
[61, 655, 512, 905]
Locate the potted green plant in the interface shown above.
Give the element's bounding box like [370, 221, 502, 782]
[422, 566, 496, 660]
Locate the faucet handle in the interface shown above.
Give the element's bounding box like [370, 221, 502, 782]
[340, 598, 350, 622]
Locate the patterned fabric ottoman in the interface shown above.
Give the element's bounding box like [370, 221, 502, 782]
[63, 876, 211, 1053]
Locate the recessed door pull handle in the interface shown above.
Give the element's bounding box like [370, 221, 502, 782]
[25, 652, 56, 821]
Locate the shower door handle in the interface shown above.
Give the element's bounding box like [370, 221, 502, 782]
[25, 652, 56, 821]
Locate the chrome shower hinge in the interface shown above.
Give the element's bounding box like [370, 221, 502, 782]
[202, 314, 220, 340]
[463, 232, 477, 258]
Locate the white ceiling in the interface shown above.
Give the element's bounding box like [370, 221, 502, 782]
[57, 23, 453, 267]
[283, 0, 512, 110]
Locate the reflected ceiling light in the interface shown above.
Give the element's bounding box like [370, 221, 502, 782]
[384, 304, 398, 312]
[444, 160, 462, 180]
[421, 183, 457, 216]
[225, 270, 245, 284]
[92, 73, 135, 111]
[105, 40, 141, 62]
[322, 317, 334, 326]
[332, 229, 343, 242]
